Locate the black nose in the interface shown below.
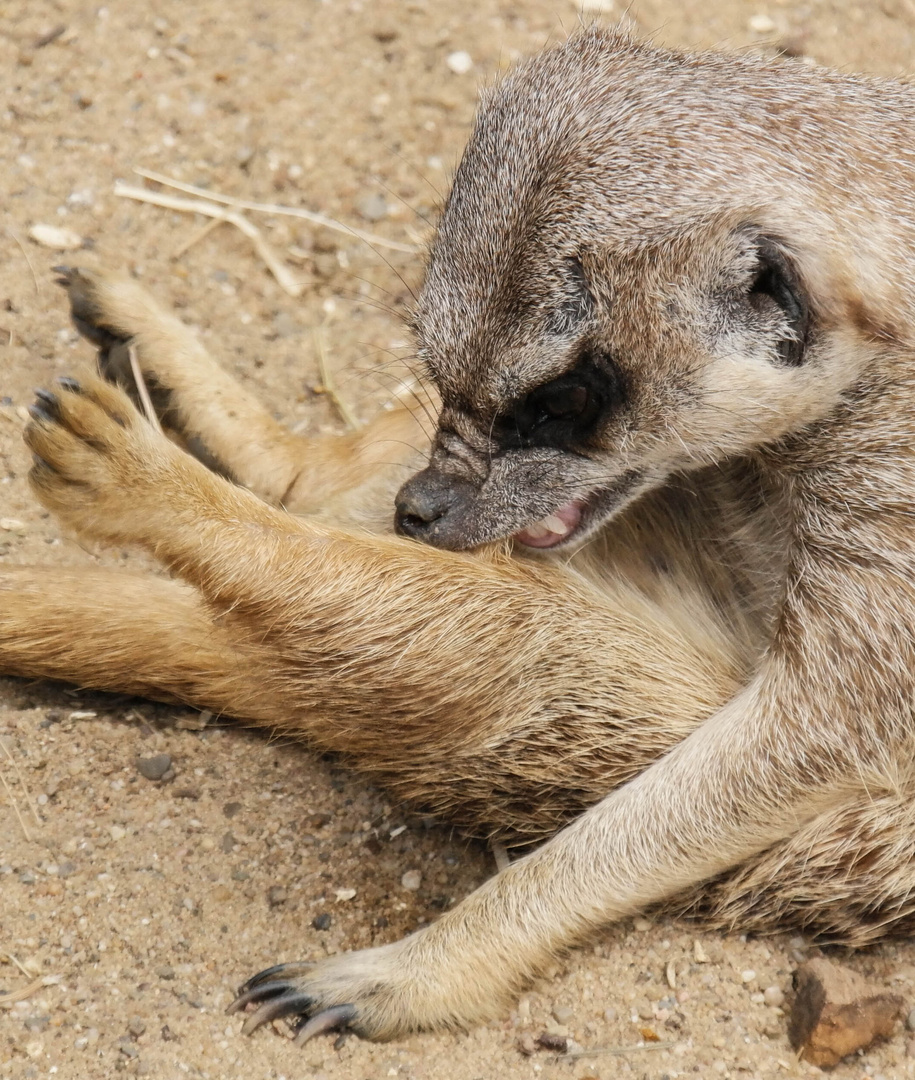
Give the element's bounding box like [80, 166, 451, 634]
[394, 469, 474, 544]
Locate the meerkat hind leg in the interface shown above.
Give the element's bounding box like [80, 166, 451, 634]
[57, 266, 431, 526]
[0, 565, 279, 719]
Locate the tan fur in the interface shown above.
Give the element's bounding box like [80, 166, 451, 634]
[3, 27, 915, 1040]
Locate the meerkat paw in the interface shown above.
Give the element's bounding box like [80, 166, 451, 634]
[228, 934, 500, 1043]
[54, 265, 178, 419]
[24, 374, 177, 544]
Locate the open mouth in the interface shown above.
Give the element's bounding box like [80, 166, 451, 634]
[511, 471, 644, 550]
[513, 499, 588, 549]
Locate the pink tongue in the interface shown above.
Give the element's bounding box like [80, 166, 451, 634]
[514, 500, 584, 548]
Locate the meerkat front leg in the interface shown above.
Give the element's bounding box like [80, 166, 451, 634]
[229, 674, 853, 1041]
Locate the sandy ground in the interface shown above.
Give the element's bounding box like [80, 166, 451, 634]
[3, 1, 915, 1078]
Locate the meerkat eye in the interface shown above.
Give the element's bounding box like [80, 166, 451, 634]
[746, 237, 810, 366]
[537, 384, 590, 420]
[512, 382, 595, 438]
[499, 351, 623, 446]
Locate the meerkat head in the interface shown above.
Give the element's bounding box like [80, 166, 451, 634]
[395, 29, 888, 551]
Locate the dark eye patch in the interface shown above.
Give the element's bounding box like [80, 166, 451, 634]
[495, 350, 625, 449]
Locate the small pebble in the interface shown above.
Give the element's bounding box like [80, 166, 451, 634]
[136, 753, 172, 781]
[266, 885, 287, 907]
[446, 50, 473, 75]
[535, 1031, 568, 1052]
[312, 912, 333, 931]
[28, 223, 82, 250]
[764, 985, 785, 1008]
[401, 869, 422, 891]
[0, 518, 25, 531]
[357, 193, 389, 222]
[220, 832, 236, 853]
[517, 1032, 536, 1056]
[271, 311, 300, 338]
[552, 1004, 574, 1025]
[741, 969, 756, 984]
[127, 1017, 146, 1038]
[335, 887, 357, 902]
[748, 14, 775, 33]
[109, 825, 126, 842]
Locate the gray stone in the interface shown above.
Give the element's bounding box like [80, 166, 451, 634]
[136, 753, 171, 781]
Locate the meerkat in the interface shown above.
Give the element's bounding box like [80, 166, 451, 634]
[2, 25, 915, 1044]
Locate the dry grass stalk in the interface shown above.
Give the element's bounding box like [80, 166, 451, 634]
[132, 167, 417, 254]
[0, 735, 40, 834]
[6, 227, 39, 295]
[114, 182, 304, 297]
[128, 344, 164, 434]
[491, 840, 511, 872]
[313, 327, 358, 431]
[0, 957, 59, 1008]
[0, 769, 30, 842]
[0, 976, 46, 1008]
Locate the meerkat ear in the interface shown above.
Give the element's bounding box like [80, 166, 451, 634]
[746, 235, 811, 366]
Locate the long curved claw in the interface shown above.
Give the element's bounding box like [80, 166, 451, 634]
[227, 979, 300, 1014]
[234, 960, 315, 997]
[294, 1004, 356, 1045]
[239, 991, 318, 1035]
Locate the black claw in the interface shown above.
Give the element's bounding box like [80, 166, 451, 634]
[227, 979, 300, 1015]
[33, 388, 60, 413]
[294, 1004, 356, 1045]
[28, 403, 55, 424]
[56, 376, 81, 393]
[240, 991, 318, 1035]
[31, 453, 53, 472]
[52, 265, 74, 287]
[235, 961, 316, 996]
